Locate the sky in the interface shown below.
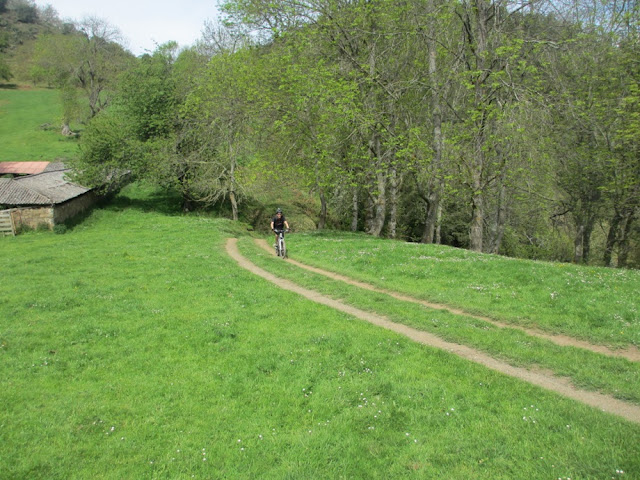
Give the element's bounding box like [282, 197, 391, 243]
[37, 0, 221, 55]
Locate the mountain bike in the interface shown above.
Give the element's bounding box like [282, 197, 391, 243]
[274, 228, 289, 258]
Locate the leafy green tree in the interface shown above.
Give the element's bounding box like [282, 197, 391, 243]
[73, 43, 180, 192]
[604, 34, 640, 267]
[180, 45, 269, 217]
[10, 0, 37, 23]
[0, 29, 11, 81]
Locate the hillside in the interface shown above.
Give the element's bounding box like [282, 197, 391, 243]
[0, 0, 63, 84]
[0, 86, 79, 161]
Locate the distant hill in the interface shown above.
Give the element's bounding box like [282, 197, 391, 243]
[0, 0, 69, 84]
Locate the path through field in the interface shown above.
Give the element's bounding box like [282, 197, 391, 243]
[254, 240, 640, 362]
[226, 238, 640, 425]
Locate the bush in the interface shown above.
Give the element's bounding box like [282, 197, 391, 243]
[11, 0, 38, 23]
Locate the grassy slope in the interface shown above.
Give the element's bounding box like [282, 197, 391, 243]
[1, 184, 639, 479]
[238, 237, 640, 404]
[0, 86, 80, 162]
[282, 231, 640, 348]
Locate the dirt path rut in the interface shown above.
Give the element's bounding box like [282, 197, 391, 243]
[226, 238, 640, 425]
[254, 239, 640, 363]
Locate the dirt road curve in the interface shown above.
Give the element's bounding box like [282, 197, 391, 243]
[226, 238, 640, 425]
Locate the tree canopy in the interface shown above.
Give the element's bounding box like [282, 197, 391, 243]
[57, 0, 640, 268]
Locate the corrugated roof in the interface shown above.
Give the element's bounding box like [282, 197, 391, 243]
[0, 162, 50, 175]
[0, 178, 51, 205]
[0, 166, 90, 206]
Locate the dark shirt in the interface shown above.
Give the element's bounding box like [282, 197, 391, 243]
[272, 215, 286, 230]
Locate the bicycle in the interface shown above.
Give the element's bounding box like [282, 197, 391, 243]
[274, 228, 289, 258]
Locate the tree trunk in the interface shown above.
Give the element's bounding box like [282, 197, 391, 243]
[318, 190, 327, 229]
[366, 134, 387, 237]
[229, 157, 238, 221]
[470, 171, 484, 252]
[582, 217, 596, 264]
[182, 196, 194, 213]
[435, 201, 442, 244]
[573, 224, 585, 264]
[468, 0, 490, 253]
[351, 187, 359, 232]
[388, 166, 398, 239]
[603, 211, 622, 267]
[61, 123, 73, 136]
[489, 177, 507, 254]
[422, 190, 440, 244]
[422, 29, 444, 245]
[365, 194, 373, 234]
[617, 211, 636, 268]
[368, 169, 386, 236]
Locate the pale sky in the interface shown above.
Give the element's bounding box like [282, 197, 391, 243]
[37, 0, 221, 55]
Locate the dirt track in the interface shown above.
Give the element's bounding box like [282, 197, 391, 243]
[226, 238, 640, 425]
[254, 239, 640, 362]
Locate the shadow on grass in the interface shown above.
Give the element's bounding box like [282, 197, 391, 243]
[55, 188, 183, 234]
[103, 189, 184, 216]
[0, 83, 18, 90]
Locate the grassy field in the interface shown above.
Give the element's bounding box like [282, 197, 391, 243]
[1, 183, 639, 479]
[272, 231, 640, 349]
[0, 86, 80, 162]
[238, 237, 640, 404]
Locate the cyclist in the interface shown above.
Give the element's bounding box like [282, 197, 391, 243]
[270, 208, 289, 248]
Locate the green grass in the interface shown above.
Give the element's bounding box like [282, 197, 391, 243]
[0, 86, 80, 162]
[1, 183, 639, 479]
[238, 238, 640, 404]
[281, 231, 640, 349]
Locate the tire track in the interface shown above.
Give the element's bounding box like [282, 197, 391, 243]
[226, 238, 640, 425]
[254, 238, 640, 363]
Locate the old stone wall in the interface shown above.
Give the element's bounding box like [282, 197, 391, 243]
[53, 192, 99, 224]
[8, 192, 98, 232]
[11, 206, 54, 231]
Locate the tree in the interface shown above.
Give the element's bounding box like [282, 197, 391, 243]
[32, 16, 133, 134]
[603, 33, 640, 267]
[180, 43, 274, 217]
[0, 29, 11, 81]
[10, 0, 38, 23]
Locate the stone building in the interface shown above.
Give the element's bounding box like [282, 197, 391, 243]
[0, 162, 98, 234]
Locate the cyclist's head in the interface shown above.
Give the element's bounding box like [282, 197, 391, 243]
[276, 208, 283, 215]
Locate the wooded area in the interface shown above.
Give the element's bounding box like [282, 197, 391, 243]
[2, 0, 639, 267]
